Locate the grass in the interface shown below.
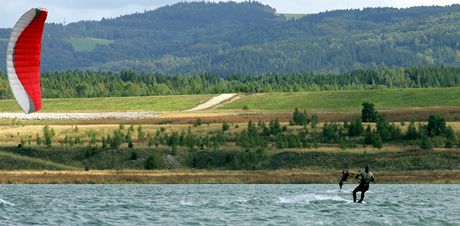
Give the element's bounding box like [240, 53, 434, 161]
[64, 37, 115, 52]
[0, 169, 458, 184]
[0, 152, 79, 170]
[0, 95, 213, 112]
[219, 88, 460, 111]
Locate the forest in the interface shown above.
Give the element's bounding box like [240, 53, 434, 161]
[2, 2, 460, 74]
[0, 67, 459, 99]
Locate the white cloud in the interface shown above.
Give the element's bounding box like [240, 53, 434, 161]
[1, 0, 460, 28]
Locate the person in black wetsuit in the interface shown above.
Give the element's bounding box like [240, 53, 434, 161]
[353, 165, 375, 203]
[339, 168, 350, 190]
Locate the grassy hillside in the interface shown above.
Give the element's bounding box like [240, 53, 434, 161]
[0, 95, 212, 112]
[64, 38, 114, 52]
[220, 88, 460, 111]
[0, 151, 79, 170]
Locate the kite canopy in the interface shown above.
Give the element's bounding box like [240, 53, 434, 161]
[6, 8, 47, 114]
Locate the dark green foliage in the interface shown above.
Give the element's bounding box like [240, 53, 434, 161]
[292, 108, 309, 126]
[137, 125, 146, 142]
[128, 141, 134, 149]
[110, 130, 125, 148]
[405, 121, 419, 140]
[194, 118, 203, 127]
[361, 102, 378, 123]
[238, 121, 267, 148]
[2, 3, 460, 75]
[2, 67, 460, 99]
[130, 151, 138, 160]
[426, 115, 447, 137]
[364, 125, 373, 145]
[347, 118, 364, 137]
[222, 121, 230, 132]
[321, 123, 342, 143]
[375, 115, 402, 141]
[371, 133, 383, 149]
[43, 125, 55, 147]
[144, 152, 163, 170]
[420, 135, 433, 150]
[310, 114, 319, 128]
[36, 134, 42, 146]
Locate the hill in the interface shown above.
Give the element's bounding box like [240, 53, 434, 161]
[1, 2, 460, 74]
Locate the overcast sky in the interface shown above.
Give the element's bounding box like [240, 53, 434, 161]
[1, 0, 460, 28]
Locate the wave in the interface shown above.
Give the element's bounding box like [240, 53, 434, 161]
[0, 199, 15, 207]
[278, 194, 350, 204]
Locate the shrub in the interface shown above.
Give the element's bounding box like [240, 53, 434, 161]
[426, 115, 447, 137]
[43, 125, 55, 147]
[361, 102, 378, 122]
[420, 135, 433, 150]
[348, 118, 364, 137]
[222, 121, 230, 132]
[194, 118, 203, 127]
[137, 125, 146, 142]
[130, 151, 138, 160]
[144, 152, 163, 169]
[371, 133, 383, 149]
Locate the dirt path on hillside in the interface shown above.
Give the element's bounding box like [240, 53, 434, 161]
[184, 93, 237, 112]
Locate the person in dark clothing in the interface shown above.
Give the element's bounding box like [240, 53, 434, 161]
[339, 168, 350, 190]
[353, 165, 375, 203]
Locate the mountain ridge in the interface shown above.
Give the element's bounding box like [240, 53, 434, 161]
[1, 2, 460, 74]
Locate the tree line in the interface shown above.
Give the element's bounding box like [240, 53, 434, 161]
[0, 67, 459, 99]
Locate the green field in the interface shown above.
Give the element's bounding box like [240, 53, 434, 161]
[220, 88, 460, 111]
[64, 37, 115, 52]
[0, 95, 212, 112]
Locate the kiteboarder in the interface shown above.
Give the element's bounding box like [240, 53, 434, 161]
[353, 165, 375, 203]
[339, 168, 350, 190]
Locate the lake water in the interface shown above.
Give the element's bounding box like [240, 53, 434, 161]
[0, 184, 459, 225]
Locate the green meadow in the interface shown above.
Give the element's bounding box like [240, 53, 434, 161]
[65, 37, 115, 52]
[219, 88, 460, 111]
[0, 95, 212, 112]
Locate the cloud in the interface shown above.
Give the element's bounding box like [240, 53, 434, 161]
[1, 0, 460, 28]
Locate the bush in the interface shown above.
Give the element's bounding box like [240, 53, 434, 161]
[348, 118, 364, 137]
[137, 125, 146, 142]
[144, 152, 163, 169]
[426, 115, 447, 137]
[194, 118, 203, 127]
[371, 133, 383, 149]
[310, 114, 319, 128]
[405, 121, 419, 140]
[361, 102, 378, 123]
[43, 125, 55, 147]
[130, 151, 138, 160]
[222, 121, 230, 132]
[420, 135, 433, 150]
[292, 107, 309, 126]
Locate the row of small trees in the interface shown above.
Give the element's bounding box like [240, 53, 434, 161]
[18, 110, 458, 152]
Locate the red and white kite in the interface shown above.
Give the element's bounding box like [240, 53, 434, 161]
[6, 8, 48, 113]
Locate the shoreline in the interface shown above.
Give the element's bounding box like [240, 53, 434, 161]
[0, 169, 459, 184]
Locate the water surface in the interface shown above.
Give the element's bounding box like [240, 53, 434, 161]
[1, 184, 459, 225]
